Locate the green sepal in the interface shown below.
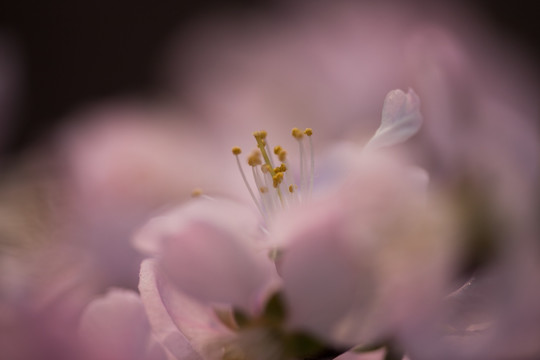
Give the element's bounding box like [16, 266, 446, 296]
[233, 309, 251, 329]
[214, 308, 239, 331]
[263, 292, 287, 324]
[283, 331, 325, 358]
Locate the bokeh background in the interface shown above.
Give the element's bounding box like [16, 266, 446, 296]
[0, 2, 539, 359]
[0, 0, 538, 158]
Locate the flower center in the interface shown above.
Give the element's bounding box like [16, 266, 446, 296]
[232, 128, 314, 221]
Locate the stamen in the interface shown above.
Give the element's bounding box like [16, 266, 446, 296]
[254, 131, 275, 176]
[232, 147, 263, 215]
[247, 150, 262, 167]
[253, 166, 272, 214]
[190, 188, 215, 201]
[255, 130, 286, 205]
[263, 135, 276, 169]
[304, 128, 315, 197]
[282, 159, 298, 202]
[291, 127, 304, 140]
[191, 188, 203, 197]
[272, 173, 284, 188]
[232, 146, 242, 155]
[233, 128, 315, 221]
[261, 164, 271, 174]
[260, 166, 280, 212]
[274, 146, 297, 201]
[292, 127, 306, 198]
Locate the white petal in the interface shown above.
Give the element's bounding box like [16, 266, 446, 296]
[364, 88, 422, 150]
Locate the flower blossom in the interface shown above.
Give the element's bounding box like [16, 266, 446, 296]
[135, 88, 454, 359]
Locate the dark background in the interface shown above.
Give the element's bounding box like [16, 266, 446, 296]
[0, 0, 538, 157]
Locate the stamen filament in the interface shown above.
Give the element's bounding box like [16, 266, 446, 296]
[253, 166, 272, 215]
[282, 159, 298, 203]
[305, 128, 314, 197]
[233, 150, 264, 215]
[297, 137, 306, 197]
[265, 141, 275, 169]
[255, 131, 284, 204]
[233, 128, 315, 222]
[255, 136, 275, 177]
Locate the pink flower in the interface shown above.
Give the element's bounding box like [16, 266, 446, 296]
[134, 89, 451, 358]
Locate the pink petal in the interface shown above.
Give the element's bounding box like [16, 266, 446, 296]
[78, 288, 166, 360]
[139, 259, 230, 360]
[280, 201, 362, 345]
[365, 88, 422, 150]
[136, 198, 275, 311]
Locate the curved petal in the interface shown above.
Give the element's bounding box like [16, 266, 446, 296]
[278, 156, 454, 346]
[135, 198, 275, 311]
[139, 259, 230, 360]
[280, 203, 362, 345]
[364, 88, 422, 150]
[78, 288, 167, 360]
[134, 198, 261, 256]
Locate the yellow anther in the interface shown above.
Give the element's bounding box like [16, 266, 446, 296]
[278, 150, 287, 162]
[274, 146, 283, 155]
[279, 163, 287, 172]
[272, 173, 284, 187]
[261, 164, 271, 174]
[191, 188, 203, 197]
[304, 128, 313, 136]
[289, 185, 294, 193]
[247, 150, 262, 166]
[253, 130, 267, 140]
[232, 146, 242, 155]
[292, 127, 304, 139]
[259, 186, 268, 193]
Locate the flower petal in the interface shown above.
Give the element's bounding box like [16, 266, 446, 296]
[78, 288, 167, 360]
[364, 88, 422, 150]
[136, 198, 276, 311]
[139, 259, 229, 360]
[280, 206, 362, 345]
